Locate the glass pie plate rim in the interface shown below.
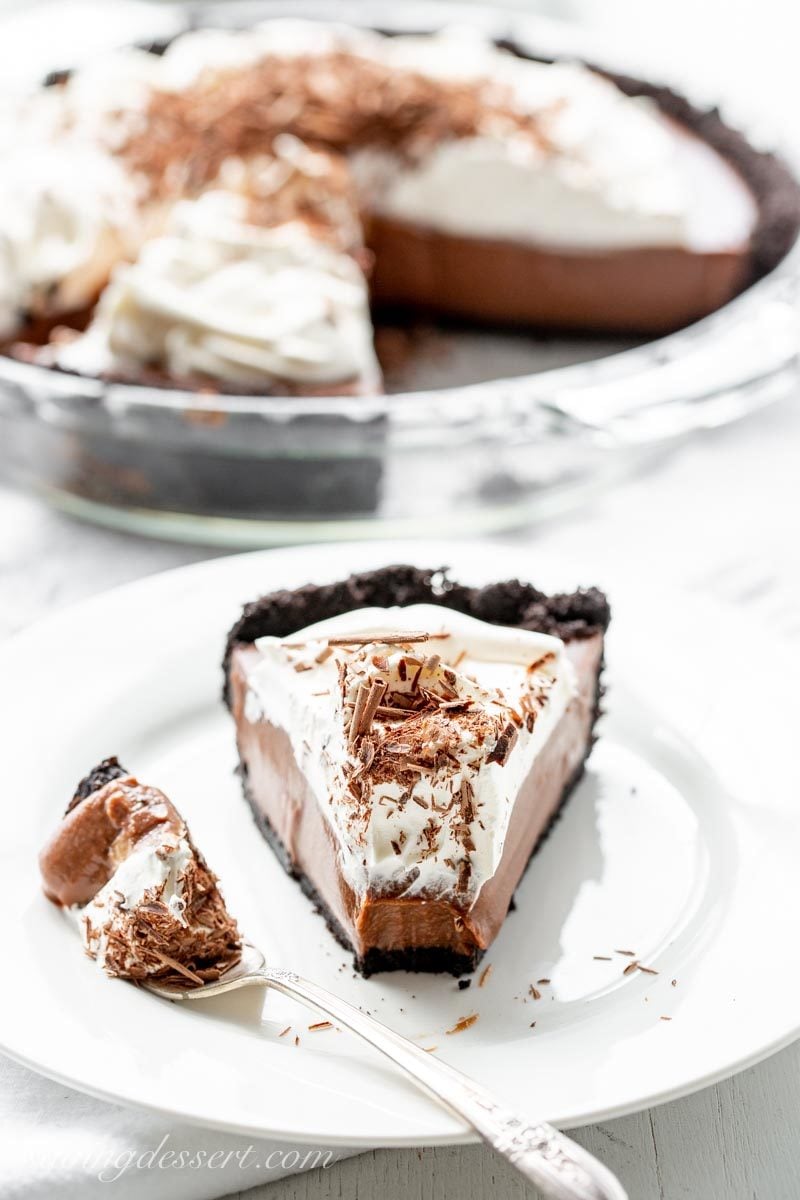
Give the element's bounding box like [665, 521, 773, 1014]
[0, 0, 798, 546]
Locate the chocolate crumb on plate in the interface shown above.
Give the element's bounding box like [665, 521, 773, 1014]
[446, 1014, 479, 1035]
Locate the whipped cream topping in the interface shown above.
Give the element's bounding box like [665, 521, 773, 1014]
[139, 20, 751, 253]
[0, 139, 140, 338]
[243, 604, 577, 904]
[350, 34, 755, 252]
[82, 834, 194, 972]
[147, 20, 741, 251]
[57, 185, 379, 388]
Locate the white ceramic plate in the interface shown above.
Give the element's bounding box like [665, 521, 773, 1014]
[1, 541, 798, 1147]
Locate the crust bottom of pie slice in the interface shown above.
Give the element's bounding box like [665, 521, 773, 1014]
[224, 566, 609, 976]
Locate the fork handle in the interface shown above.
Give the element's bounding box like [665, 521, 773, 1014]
[263, 967, 626, 1200]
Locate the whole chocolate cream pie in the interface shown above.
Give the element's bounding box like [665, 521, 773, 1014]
[224, 566, 610, 975]
[3, 20, 799, 395]
[40, 758, 241, 985]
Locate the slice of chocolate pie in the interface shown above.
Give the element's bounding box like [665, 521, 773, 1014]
[225, 566, 609, 975]
[40, 758, 241, 986]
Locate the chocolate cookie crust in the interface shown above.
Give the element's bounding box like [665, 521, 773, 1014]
[223, 564, 610, 705]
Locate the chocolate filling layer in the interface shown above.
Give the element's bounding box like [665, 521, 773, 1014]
[369, 219, 751, 335]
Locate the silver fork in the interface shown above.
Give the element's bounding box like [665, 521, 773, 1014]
[146, 940, 626, 1200]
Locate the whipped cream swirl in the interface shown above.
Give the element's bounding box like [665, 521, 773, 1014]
[58, 188, 379, 389]
[0, 139, 139, 338]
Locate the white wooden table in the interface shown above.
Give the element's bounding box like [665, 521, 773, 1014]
[2, 382, 799, 1199]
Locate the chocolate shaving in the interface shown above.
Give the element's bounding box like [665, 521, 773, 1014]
[121, 48, 549, 206]
[149, 950, 205, 985]
[527, 652, 557, 674]
[374, 705, 414, 721]
[456, 860, 472, 893]
[352, 736, 376, 778]
[348, 681, 370, 745]
[327, 632, 431, 646]
[487, 721, 519, 766]
[357, 678, 388, 735]
[446, 1013, 479, 1035]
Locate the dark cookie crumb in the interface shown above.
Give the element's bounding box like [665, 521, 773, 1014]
[223, 565, 610, 705]
[67, 756, 128, 814]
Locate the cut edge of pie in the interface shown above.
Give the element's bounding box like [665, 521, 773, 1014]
[224, 565, 611, 975]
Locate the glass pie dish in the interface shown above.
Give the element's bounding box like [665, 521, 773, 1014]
[0, 0, 798, 547]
